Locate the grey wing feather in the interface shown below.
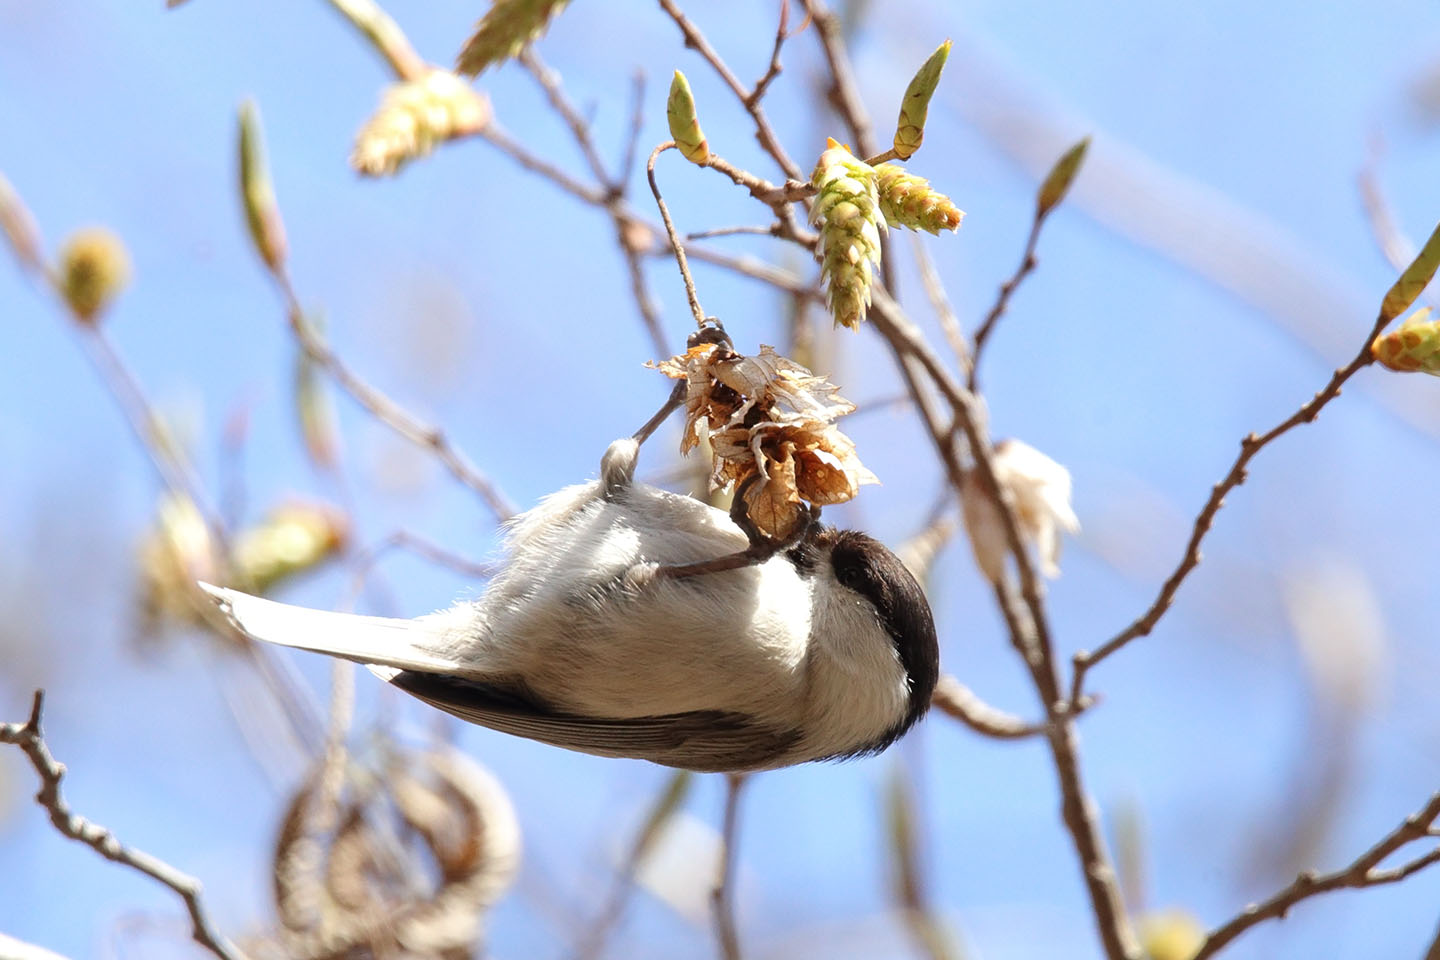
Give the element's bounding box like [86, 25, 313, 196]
[389, 671, 800, 773]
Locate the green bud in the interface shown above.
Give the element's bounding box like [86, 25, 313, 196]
[667, 70, 710, 164]
[1380, 219, 1440, 322]
[1036, 136, 1090, 219]
[893, 40, 951, 161]
[238, 100, 288, 271]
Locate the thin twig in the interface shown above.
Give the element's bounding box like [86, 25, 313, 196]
[751, 0, 790, 105]
[1, 692, 246, 960]
[1191, 792, 1440, 960]
[521, 50, 670, 358]
[912, 234, 971, 377]
[648, 141, 707, 328]
[656, 0, 802, 180]
[1071, 314, 1389, 704]
[866, 287, 1140, 960]
[802, 0, 877, 158]
[573, 770, 693, 960]
[346, 529, 500, 604]
[686, 224, 781, 241]
[271, 275, 517, 522]
[887, 766, 963, 960]
[969, 215, 1043, 391]
[712, 773, 747, 960]
[1358, 142, 1416, 275]
[520, 48, 616, 189]
[619, 71, 647, 188]
[323, 0, 426, 80]
[931, 676, 1048, 740]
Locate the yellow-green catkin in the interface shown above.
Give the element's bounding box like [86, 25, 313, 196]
[456, 0, 570, 76]
[1138, 909, 1205, 960]
[351, 71, 492, 177]
[57, 227, 130, 324]
[810, 139, 885, 330]
[875, 164, 963, 235]
[667, 70, 709, 164]
[1372, 307, 1440, 375]
[894, 40, 951, 161]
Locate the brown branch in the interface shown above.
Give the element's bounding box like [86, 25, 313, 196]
[656, 0, 802, 180]
[1, 691, 246, 960]
[931, 676, 1047, 740]
[1424, 917, 1440, 960]
[573, 770, 693, 960]
[866, 287, 1140, 960]
[1358, 143, 1415, 275]
[969, 214, 1043, 391]
[802, 0, 878, 158]
[1191, 792, 1440, 960]
[1072, 314, 1388, 704]
[686, 224, 781, 241]
[712, 773, 747, 960]
[648, 141, 707, 328]
[751, 0, 790, 106]
[271, 275, 517, 522]
[912, 234, 971, 377]
[520, 49, 670, 357]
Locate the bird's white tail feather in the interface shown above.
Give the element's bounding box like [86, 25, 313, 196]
[199, 583, 465, 675]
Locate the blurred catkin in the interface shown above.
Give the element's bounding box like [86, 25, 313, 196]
[57, 227, 129, 324]
[352, 71, 492, 177]
[456, 0, 570, 76]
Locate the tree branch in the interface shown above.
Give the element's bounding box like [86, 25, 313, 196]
[1, 691, 246, 960]
[1192, 792, 1440, 960]
[1071, 313, 1388, 704]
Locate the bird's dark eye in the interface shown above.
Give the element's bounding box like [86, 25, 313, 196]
[835, 561, 867, 592]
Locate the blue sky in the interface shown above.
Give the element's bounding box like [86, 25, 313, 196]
[3, 1, 1440, 958]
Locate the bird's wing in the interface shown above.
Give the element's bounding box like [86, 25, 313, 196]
[200, 583, 467, 674]
[388, 671, 801, 773]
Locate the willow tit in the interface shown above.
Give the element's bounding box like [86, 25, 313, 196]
[203, 433, 938, 773]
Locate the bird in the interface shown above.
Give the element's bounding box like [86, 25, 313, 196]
[202, 434, 938, 773]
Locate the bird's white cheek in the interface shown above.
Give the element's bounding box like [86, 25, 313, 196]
[802, 581, 911, 753]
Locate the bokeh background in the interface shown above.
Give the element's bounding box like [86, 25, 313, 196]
[3, 0, 1440, 957]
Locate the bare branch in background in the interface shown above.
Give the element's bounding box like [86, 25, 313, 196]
[657, 0, 802, 180]
[713, 773, 748, 960]
[1072, 309, 1396, 703]
[0, 692, 246, 960]
[574, 770, 694, 960]
[1191, 792, 1440, 960]
[275, 278, 518, 522]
